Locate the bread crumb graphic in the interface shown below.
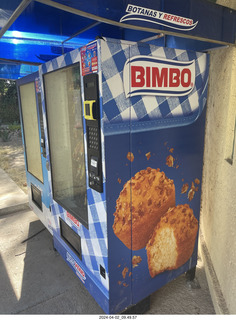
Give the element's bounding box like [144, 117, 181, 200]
[127, 152, 134, 162]
[166, 155, 175, 167]
[118, 266, 130, 287]
[118, 178, 121, 184]
[117, 264, 121, 268]
[132, 255, 142, 268]
[181, 180, 200, 201]
[122, 267, 129, 279]
[181, 183, 189, 194]
[188, 182, 198, 201]
[188, 188, 195, 201]
[164, 146, 179, 169]
[145, 152, 151, 160]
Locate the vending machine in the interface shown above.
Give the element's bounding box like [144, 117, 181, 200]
[17, 72, 52, 232]
[18, 37, 209, 313]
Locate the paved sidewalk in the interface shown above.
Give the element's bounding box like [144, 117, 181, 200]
[0, 168, 29, 216]
[0, 169, 215, 315]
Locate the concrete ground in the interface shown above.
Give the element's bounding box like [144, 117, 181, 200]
[0, 169, 215, 315]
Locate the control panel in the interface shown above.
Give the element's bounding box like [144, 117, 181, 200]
[83, 73, 103, 193]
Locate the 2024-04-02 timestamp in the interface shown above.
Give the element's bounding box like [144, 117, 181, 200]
[99, 316, 138, 319]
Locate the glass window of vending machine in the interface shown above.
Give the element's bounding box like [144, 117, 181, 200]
[19, 81, 43, 183]
[43, 63, 88, 228]
[17, 72, 51, 229]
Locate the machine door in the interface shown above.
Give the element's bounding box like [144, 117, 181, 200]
[43, 63, 88, 228]
[17, 72, 51, 228]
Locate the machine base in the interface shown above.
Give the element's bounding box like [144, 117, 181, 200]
[186, 266, 196, 281]
[122, 296, 150, 314]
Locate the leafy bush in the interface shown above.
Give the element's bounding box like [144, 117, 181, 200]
[9, 124, 21, 131]
[0, 80, 20, 125]
[0, 128, 11, 142]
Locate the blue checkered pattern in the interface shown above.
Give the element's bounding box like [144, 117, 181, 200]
[101, 38, 209, 135]
[38, 41, 109, 290]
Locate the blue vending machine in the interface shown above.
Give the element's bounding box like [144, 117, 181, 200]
[17, 72, 52, 232]
[30, 37, 209, 313]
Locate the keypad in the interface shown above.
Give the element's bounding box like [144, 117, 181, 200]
[88, 126, 99, 150]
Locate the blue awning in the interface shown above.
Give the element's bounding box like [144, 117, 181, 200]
[0, 0, 235, 80]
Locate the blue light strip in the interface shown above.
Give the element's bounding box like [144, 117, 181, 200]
[0, 63, 38, 80]
[3, 30, 92, 47]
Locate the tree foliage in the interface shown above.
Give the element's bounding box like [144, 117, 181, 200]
[0, 80, 19, 124]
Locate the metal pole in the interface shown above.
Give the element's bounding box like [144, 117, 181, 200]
[62, 21, 100, 46]
[0, 58, 41, 66]
[140, 34, 165, 43]
[0, 0, 32, 39]
[61, 21, 100, 54]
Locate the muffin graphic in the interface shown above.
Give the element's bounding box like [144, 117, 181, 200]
[146, 204, 198, 277]
[113, 167, 175, 250]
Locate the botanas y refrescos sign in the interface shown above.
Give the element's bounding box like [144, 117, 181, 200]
[120, 4, 198, 31]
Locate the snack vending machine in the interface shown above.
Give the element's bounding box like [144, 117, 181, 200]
[17, 72, 52, 232]
[18, 37, 209, 314]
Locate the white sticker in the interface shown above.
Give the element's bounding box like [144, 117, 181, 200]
[91, 158, 97, 168]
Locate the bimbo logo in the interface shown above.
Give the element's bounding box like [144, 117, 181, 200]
[123, 56, 195, 98]
[66, 252, 86, 283]
[66, 211, 80, 228]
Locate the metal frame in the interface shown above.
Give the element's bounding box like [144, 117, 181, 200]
[0, 0, 32, 39]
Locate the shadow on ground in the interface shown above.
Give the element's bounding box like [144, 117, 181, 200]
[0, 209, 215, 315]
